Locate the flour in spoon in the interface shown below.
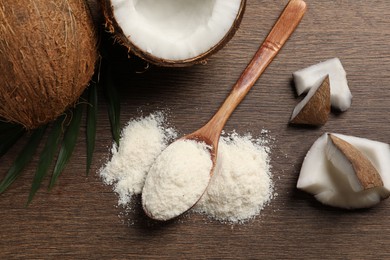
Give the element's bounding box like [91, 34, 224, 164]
[142, 139, 212, 221]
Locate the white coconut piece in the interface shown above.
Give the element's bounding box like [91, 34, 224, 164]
[293, 58, 352, 111]
[297, 133, 390, 209]
[108, 0, 243, 62]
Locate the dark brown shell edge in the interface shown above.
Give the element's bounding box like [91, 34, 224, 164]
[85, 0, 104, 27]
[101, 0, 247, 67]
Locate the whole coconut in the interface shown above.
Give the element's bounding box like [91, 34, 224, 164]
[0, 0, 98, 129]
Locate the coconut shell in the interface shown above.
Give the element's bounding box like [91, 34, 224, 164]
[101, 0, 246, 67]
[0, 0, 98, 129]
[328, 134, 384, 190]
[290, 75, 331, 126]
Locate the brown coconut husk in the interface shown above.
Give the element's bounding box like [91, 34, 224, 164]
[101, 0, 246, 67]
[0, 0, 98, 129]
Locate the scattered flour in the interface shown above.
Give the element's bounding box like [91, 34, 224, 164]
[100, 111, 273, 224]
[99, 112, 177, 206]
[142, 139, 212, 221]
[194, 133, 273, 223]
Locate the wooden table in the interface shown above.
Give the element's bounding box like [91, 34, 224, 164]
[1, 0, 390, 258]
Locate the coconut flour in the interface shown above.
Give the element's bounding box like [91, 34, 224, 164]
[142, 139, 212, 221]
[99, 112, 273, 224]
[99, 112, 177, 205]
[194, 133, 273, 223]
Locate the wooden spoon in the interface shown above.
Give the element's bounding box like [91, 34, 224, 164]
[186, 0, 307, 167]
[144, 0, 307, 221]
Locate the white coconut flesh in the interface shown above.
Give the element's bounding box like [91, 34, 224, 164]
[110, 0, 242, 61]
[293, 58, 352, 111]
[297, 133, 390, 209]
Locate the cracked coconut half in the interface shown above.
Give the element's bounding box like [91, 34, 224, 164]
[102, 0, 246, 66]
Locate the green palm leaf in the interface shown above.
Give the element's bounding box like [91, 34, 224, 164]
[26, 116, 65, 205]
[103, 64, 121, 146]
[0, 126, 46, 194]
[49, 104, 83, 189]
[86, 84, 97, 175]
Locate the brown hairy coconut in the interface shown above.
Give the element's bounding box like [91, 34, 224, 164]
[102, 0, 246, 67]
[0, 0, 98, 129]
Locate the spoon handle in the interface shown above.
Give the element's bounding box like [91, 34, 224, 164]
[206, 0, 307, 140]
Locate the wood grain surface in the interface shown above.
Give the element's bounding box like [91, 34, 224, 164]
[1, 0, 390, 259]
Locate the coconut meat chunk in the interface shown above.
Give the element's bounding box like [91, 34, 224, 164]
[297, 133, 390, 209]
[111, 0, 242, 61]
[293, 58, 352, 111]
